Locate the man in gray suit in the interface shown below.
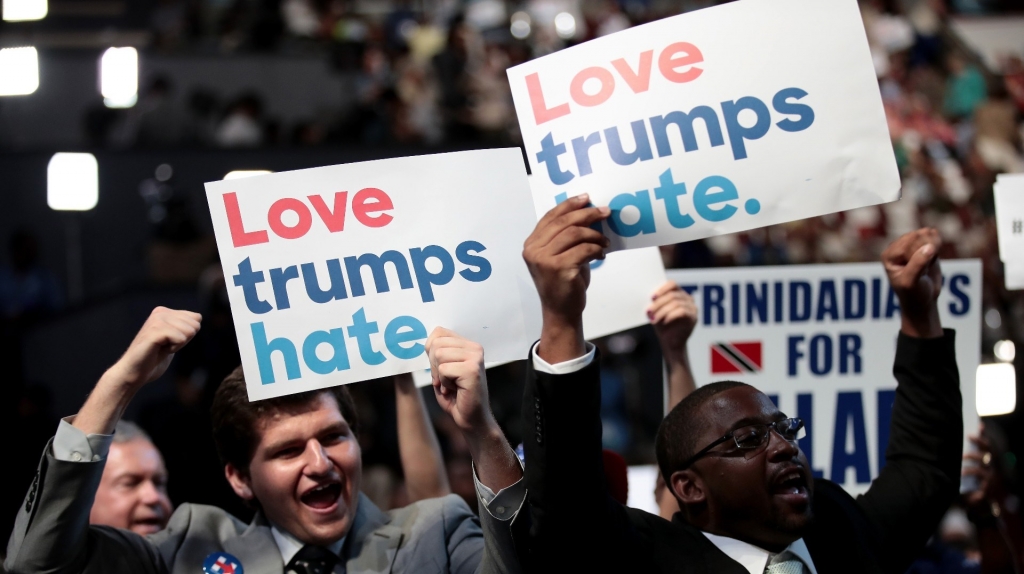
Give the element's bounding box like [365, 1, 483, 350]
[6, 307, 525, 574]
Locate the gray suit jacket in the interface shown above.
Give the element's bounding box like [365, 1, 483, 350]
[5, 442, 522, 574]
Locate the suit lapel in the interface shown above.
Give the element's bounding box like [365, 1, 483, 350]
[344, 494, 403, 574]
[669, 515, 764, 574]
[222, 511, 285, 574]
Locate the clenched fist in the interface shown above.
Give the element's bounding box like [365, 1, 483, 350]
[109, 307, 203, 389]
[881, 228, 943, 338]
[426, 327, 493, 433]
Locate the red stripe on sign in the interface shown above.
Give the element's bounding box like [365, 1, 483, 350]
[711, 346, 744, 374]
[731, 342, 763, 370]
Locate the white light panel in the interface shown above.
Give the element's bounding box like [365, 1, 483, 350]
[100, 47, 138, 108]
[48, 153, 99, 211]
[0, 47, 39, 96]
[3, 0, 47, 21]
[976, 363, 1017, 417]
[224, 170, 272, 180]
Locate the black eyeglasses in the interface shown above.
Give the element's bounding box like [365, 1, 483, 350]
[678, 417, 805, 470]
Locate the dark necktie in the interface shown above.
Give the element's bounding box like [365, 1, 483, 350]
[285, 545, 338, 574]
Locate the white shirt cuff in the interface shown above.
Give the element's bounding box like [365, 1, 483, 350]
[52, 418, 112, 462]
[530, 341, 596, 374]
[472, 461, 526, 522]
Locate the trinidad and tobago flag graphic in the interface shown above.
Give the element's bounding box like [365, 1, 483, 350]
[710, 341, 763, 374]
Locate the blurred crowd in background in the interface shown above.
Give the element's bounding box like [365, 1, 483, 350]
[3, 0, 1024, 571]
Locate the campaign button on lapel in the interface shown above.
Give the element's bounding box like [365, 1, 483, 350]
[203, 552, 244, 574]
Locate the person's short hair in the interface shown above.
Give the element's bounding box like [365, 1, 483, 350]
[656, 381, 752, 483]
[113, 420, 153, 444]
[211, 366, 360, 474]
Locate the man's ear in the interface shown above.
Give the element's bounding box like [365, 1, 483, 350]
[670, 468, 706, 506]
[224, 463, 254, 501]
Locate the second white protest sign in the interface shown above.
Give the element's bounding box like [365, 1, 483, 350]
[206, 149, 540, 401]
[507, 0, 900, 251]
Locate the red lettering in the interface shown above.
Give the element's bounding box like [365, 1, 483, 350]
[526, 72, 570, 125]
[570, 66, 616, 107]
[223, 192, 269, 248]
[611, 50, 653, 93]
[308, 192, 348, 232]
[352, 188, 394, 228]
[658, 42, 703, 84]
[268, 198, 312, 239]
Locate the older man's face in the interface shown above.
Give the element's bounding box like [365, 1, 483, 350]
[90, 438, 173, 535]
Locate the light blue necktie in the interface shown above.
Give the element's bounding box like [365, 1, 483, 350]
[764, 551, 808, 574]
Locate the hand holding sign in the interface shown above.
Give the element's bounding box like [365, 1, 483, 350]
[881, 228, 943, 339]
[648, 280, 698, 357]
[427, 327, 492, 434]
[426, 327, 523, 493]
[523, 195, 610, 363]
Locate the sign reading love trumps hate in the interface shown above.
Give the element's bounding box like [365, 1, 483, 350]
[507, 0, 900, 251]
[206, 149, 540, 401]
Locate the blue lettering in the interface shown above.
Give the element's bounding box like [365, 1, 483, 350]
[721, 96, 771, 160]
[537, 133, 574, 185]
[252, 322, 301, 384]
[409, 245, 456, 303]
[346, 308, 386, 366]
[809, 334, 832, 376]
[344, 251, 414, 298]
[653, 169, 695, 229]
[301, 329, 350, 374]
[605, 120, 653, 166]
[747, 282, 768, 324]
[877, 389, 896, 472]
[693, 176, 738, 222]
[815, 280, 838, 321]
[787, 335, 804, 376]
[831, 391, 871, 484]
[796, 393, 826, 478]
[571, 132, 602, 177]
[607, 190, 657, 237]
[839, 334, 862, 374]
[301, 260, 348, 304]
[234, 257, 272, 314]
[456, 241, 492, 282]
[843, 279, 866, 320]
[704, 284, 725, 325]
[772, 88, 815, 132]
[948, 274, 970, 316]
[789, 281, 812, 322]
[649, 106, 724, 156]
[384, 315, 427, 360]
[269, 266, 300, 310]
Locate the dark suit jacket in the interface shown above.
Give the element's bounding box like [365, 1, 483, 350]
[519, 330, 962, 573]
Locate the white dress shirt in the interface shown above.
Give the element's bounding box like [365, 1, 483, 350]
[51, 418, 523, 566]
[270, 523, 344, 566]
[702, 533, 817, 574]
[530, 344, 819, 574]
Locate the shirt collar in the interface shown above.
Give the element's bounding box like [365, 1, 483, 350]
[270, 524, 346, 566]
[701, 532, 817, 574]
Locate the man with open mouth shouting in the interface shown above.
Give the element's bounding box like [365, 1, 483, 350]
[518, 194, 962, 574]
[5, 309, 524, 574]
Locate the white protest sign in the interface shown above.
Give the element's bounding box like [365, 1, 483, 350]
[1006, 261, 1024, 290]
[667, 260, 980, 496]
[413, 182, 668, 388]
[205, 149, 540, 401]
[507, 0, 900, 252]
[526, 174, 668, 340]
[993, 173, 1024, 263]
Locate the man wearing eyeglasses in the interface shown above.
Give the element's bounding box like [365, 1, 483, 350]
[518, 195, 961, 574]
